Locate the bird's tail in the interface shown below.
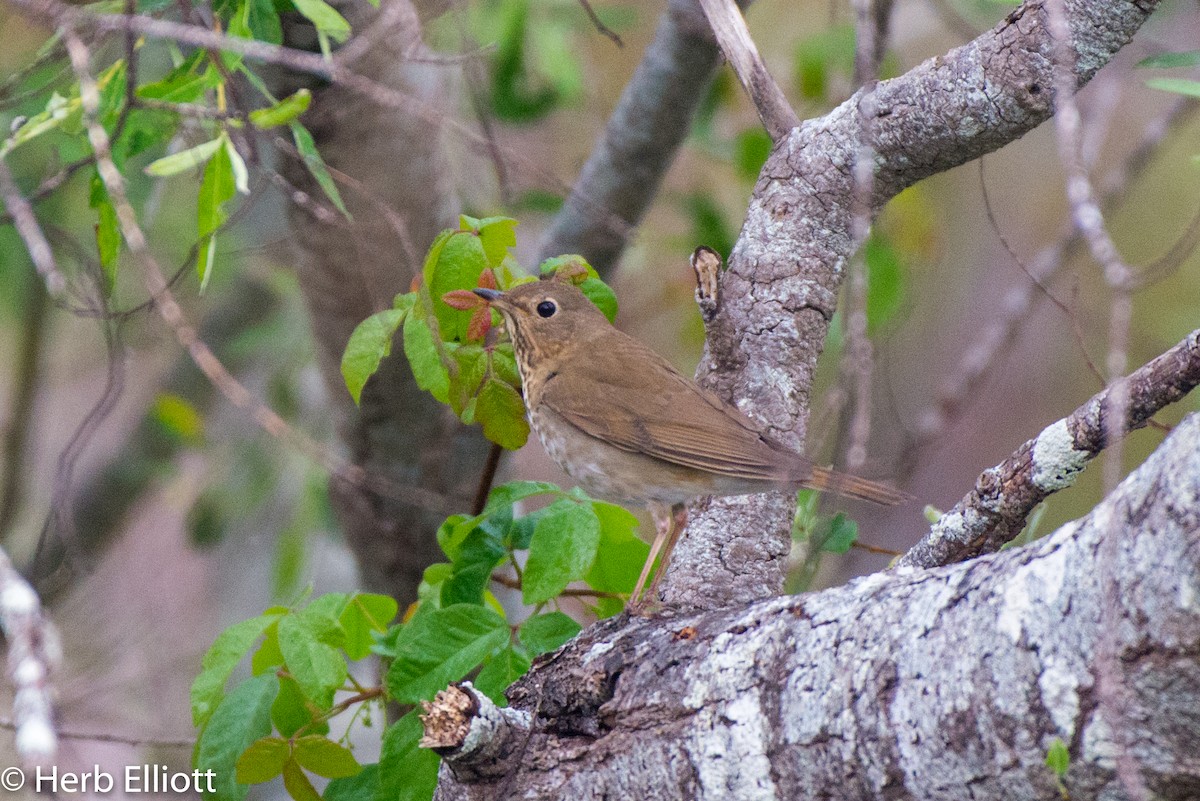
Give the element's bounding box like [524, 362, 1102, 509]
[807, 466, 909, 506]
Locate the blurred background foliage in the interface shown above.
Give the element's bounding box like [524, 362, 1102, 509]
[0, 0, 1198, 789]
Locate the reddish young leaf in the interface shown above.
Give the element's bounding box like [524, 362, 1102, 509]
[442, 289, 484, 310]
[478, 268, 498, 290]
[467, 307, 492, 341]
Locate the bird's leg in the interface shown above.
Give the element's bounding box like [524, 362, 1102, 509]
[641, 503, 687, 605]
[628, 502, 686, 615]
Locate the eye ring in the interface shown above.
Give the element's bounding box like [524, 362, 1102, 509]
[536, 299, 557, 318]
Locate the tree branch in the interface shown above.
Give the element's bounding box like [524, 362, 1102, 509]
[899, 327, 1200, 570]
[434, 412, 1200, 800]
[696, 0, 798, 140]
[537, 0, 741, 273]
[659, 0, 1161, 612]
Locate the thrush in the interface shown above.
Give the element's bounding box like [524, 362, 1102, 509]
[473, 279, 906, 610]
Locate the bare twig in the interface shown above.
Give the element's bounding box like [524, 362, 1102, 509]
[576, 0, 623, 48]
[978, 160, 1105, 389]
[696, 0, 798, 141]
[0, 717, 192, 748]
[490, 573, 621, 600]
[471, 444, 504, 517]
[537, 0, 737, 273]
[0, 161, 66, 297]
[898, 328, 1200, 571]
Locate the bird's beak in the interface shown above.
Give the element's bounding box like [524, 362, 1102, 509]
[472, 288, 504, 304]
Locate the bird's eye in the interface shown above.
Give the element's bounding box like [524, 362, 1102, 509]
[536, 300, 557, 318]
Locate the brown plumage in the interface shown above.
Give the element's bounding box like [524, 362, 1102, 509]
[475, 279, 906, 609]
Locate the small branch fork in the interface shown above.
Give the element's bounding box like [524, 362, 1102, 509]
[898, 328, 1200, 570]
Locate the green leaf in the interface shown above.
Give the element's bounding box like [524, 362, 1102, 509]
[341, 307, 408, 403]
[436, 514, 480, 562]
[290, 122, 349, 217]
[387, 604, 510, 703]
[195, 673, 277, 801]
[441, 513, 509, 607]
[523, 499, 601, 604]
[472, 216, 519, 266]
[820, 513, 859, 554]
[245, 0, 283, 43]
[578, 277, 618, 323]
[251, 621, 284, 674]
[421, 229, 455, 285]
[0, 92, 83, 159]
[449, 343, 488, 414]
[144, 136, 224, 177]
[277, 612, 348, 708]
[291, 0, 351, 42]
[94, 195, 121, 293]
[518, 612, 581, 656]
[484, 480, 561, 515]
[430, 231, 489, 340]
[272, 674, 320, 738]
[191, 613, 280, 727]
[1145, 77, 1200, 98]
[475, 378, 530, 449]
[404, 311, 451, 404]
[379, 711, 440, 801]
[97, 59, 128, 134]
[585, 503, 648, 615]
[281, 759, 322, 801]
[1137, 50, 1200, 69]
[339, 593, 399, 660]
[325, 763, 378, 801]
[225, 137, 250, 194]
[197, 135, 237, 290]
[136, 54, 217, 103]
[250, 89, 312, 128]
[235, 736, 289, 784]
[474, 645, 531, 703]
[292, 736, 362, 779]
[1045, 737, 1070, 777]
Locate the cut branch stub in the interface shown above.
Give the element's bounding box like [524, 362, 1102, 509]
[420, 682, 531, 783]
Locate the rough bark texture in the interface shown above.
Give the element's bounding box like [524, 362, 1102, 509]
[660, 0, 1160, 611]
[280, 3, 487, 602]
[435, 413, 1200, 801]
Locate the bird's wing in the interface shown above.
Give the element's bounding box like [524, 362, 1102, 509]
[539, 331, 809, 482]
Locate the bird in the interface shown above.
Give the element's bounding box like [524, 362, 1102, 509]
[473, 278, 906, 610]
